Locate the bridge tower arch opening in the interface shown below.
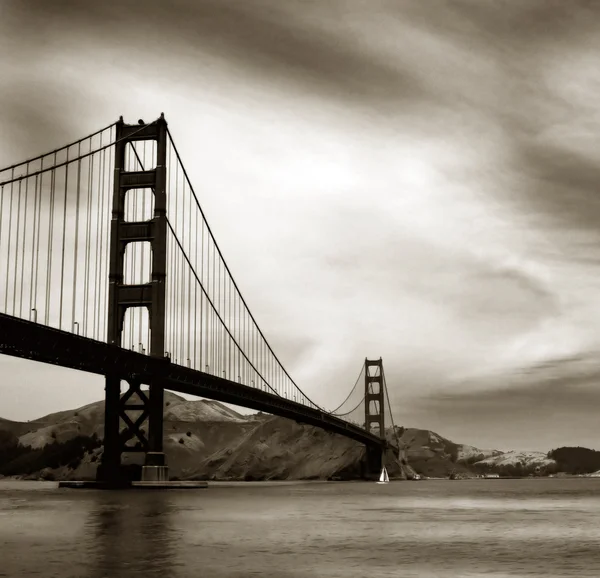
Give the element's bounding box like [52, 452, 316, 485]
[98, 115, 169, 485]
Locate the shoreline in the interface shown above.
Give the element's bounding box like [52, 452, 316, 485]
[1, 475, 599, 487]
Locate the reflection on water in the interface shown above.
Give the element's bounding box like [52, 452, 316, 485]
[90, 494, 177, 578]
[1, 478, 600, 578]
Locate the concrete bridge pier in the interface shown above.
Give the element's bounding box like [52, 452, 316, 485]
[141, 452, 169, 482]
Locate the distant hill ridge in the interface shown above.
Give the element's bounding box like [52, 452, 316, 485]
[1, 396, 598, 480]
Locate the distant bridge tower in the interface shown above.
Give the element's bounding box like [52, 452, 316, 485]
[364, 358, 385, 440]
[364, 358, 386, 475]
[98, 115, 169, 485]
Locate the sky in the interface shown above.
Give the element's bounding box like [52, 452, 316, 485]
[1, 0, 600, 451]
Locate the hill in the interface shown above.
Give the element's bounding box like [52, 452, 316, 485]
[473, 450, 557, 476]
[0, 417, 35, 437]
[3, 396, 597, 481]
[397, 427, 503, 478]
[548, 446, 600, 475]
[0, 393, 412, 481]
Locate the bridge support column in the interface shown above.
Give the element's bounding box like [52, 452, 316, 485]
[98, 114, 169, 486]
[98, 376, 126, 486]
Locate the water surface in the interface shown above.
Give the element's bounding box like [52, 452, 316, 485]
[1, 478, 599, 577]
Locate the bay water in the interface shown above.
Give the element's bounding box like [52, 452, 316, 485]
[1, 478, 598, 577]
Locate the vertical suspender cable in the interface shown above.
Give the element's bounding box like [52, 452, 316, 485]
[29, 174, 39, 318]
[45, 158, 56, 325]
[34, 169, 42, 320]
[4, 171, 14, 313]
[71, 143, 82, 331]
[194, 205, 198, 368]
[19, 166, 30, 317]
[83, 139, 94, 336]
[11, 179, 22, 316]
[58, 150, 70, 329]
[94, 134, 104, 339]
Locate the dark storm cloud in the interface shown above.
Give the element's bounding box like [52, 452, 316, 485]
[514, 141, 600, 234]
[424, 0, 598, 43]
[418, 351, 600, 413]
[7, 0, 427, 105]
[408, 352, 600, 450]
[6, 0, 600, 165]
[1, 0, 435, 165]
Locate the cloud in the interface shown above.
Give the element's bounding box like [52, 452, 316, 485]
[4, 0, 429, 115]
[1, 0, 600, 450]
[514, 141, 600, 236]
[410, 351, 600, 450]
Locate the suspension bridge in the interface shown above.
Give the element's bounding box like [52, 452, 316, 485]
[0, 115, 399, 485]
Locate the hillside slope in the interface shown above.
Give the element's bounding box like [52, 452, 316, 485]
[0, 417, 33, 437]
[3, 398, 574, 481]
[474, 450, 556, 475]
[1, 394, 411, 481]
[397, 427, 503, 478]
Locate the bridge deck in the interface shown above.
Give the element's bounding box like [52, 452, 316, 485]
[0, 313, 386, 448]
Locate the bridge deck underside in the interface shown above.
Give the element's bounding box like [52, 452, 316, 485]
[0, 314, 385, 448]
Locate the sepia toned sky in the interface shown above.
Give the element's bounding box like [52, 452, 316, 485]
[2, 0, 600, 451]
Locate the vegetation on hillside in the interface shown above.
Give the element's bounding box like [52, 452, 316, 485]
[548, 447, 600, 475]
[0, 431, 101, 477]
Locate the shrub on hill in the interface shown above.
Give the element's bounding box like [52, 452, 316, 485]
[548, 446, 600, 474]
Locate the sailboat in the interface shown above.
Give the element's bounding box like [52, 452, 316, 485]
[376, 466, 389, 484]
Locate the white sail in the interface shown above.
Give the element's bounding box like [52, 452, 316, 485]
[377, 466, 389, 484]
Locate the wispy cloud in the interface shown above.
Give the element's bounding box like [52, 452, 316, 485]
[412, 351, 600, 450]
[1, 0, 600, 449]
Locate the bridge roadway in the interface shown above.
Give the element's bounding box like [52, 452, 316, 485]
[0, 313, 387, 449]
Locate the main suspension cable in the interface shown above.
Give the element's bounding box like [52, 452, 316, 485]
[0, 122, 117, 173]
[330, 361, 365, 414]
[165, 128, 348, 413]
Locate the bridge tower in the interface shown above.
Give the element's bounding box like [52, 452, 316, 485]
[98, 115, 169, 485]
[364, 358, 385, 438]
[364, 358, 386, 475]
